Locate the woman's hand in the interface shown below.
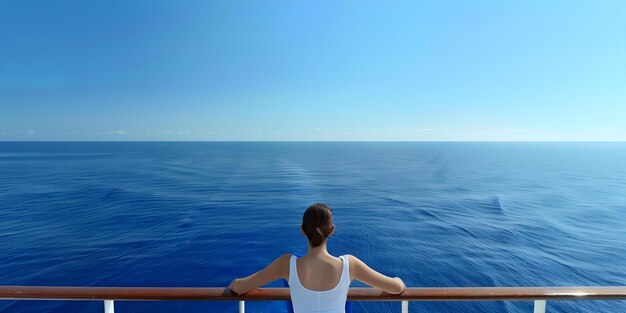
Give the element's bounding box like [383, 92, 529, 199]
[228, 278, 241, 295]
[395, 277, 407, 294]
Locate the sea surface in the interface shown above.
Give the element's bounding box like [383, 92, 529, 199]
[0, 142, 625, 313]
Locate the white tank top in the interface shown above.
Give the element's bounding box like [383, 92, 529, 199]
[288, 254, 350, 313]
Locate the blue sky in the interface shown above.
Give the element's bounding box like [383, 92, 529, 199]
[1, 1, 625, 141]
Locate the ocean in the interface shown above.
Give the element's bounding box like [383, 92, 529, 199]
[0, 141, 625, 312]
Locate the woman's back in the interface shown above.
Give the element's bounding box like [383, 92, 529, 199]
[288, 253, 350, 313]
[227, 203, 405, 313]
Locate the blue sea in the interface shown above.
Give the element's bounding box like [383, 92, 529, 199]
[0, 142, 625, 313]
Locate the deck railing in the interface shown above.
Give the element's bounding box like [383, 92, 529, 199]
[1, 286, 625, 313]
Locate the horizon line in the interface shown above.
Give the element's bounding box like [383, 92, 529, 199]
[1, 140, 626, 143]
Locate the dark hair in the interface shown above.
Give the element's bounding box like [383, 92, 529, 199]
[301, 203, 335, 248]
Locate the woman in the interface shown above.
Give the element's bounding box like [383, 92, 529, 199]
[228, 203, 406, 313]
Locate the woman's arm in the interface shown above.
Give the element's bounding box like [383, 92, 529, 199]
[228, 253, 291, 295]
[347, 254, 406, 294]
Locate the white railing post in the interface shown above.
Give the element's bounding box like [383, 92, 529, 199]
[533, 300, 546, 313]
[401, 300, 408, 313]
[239, 300, 245, 313]
[104, 300, 114, 313]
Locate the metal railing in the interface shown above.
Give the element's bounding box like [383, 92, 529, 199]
[1, 286, 625, 313]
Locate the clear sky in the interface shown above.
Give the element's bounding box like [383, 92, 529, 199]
[1, 1, 625, 141]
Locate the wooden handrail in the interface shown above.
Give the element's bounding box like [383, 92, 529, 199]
[0, 286, 625, 301]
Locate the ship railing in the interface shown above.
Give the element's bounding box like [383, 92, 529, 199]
[1, 286, 625, 313]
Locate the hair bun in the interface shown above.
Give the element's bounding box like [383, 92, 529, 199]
[302, 203, 333, 248]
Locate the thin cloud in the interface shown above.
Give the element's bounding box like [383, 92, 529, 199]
[105, 130, 126, 135]
[152, 129, 195, 135]
[201, 130, 227, 135]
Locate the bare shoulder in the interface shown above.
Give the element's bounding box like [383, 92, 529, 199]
[344, 254, 364, 266]
[341, 254, 405, 294]
[278, 253, 293, 261]
[271, 253, 293, 280]
[343, 254, 364, 280]
[276, 253, 292, 268]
